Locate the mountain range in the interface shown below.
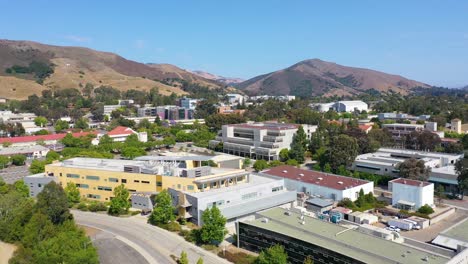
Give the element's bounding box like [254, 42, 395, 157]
[237, 59, 430, 97]
[0, 39, 432, 99]
[0, 39, 223, 99]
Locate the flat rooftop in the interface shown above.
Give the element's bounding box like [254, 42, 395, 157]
[391, 178, 432, 187]
[262, 165, 370, 190]
[227, 122, 299, 130]
[244, 207, 448, 264]
[378, 148, 462, 159]
[443, 218, 468, 242]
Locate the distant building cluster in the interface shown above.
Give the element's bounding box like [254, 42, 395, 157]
[311, 100, 368, 113]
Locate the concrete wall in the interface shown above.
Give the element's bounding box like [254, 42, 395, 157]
[392, 183, 434, 209]
[24, 175, 57, 197]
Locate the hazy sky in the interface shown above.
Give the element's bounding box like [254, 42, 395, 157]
[1, 0, 467, 87]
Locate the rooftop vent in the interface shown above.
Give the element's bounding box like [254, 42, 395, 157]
[261, 218, 269, 223]
[284, 211, 291, 216]
[282, 170, 288, 173]
[338, 181, 344, 185]
[318, 177, 323, 180]
[299, 173, 304, 177]
[301, 220, 305, 225]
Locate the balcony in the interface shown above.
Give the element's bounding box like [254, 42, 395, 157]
[263, 135, 283, 142]
[259, 142, 280, 149]
[226, 137, 254, 146]
[266, 131, 285, 137]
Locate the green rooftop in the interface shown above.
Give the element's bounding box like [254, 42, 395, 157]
[246, 208, 448, 264]
[444, 218, 468, 242]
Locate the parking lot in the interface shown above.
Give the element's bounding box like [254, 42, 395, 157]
[0, 165, 30, 184]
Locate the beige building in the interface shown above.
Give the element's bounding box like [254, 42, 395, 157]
[45, 156, 249, 202]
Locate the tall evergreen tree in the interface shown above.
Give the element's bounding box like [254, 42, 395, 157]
[36, 182, 72, 225]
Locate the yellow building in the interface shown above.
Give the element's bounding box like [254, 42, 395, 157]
[45, 156, 248, 202]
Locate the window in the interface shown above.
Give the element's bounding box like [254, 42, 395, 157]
[60, 173, 62, 177]
[128, 189, 136, 192]
[187, 185, 194, 191]
[134, 180, 140, 183]
[86, 176, 100, 180]
[86, 194, 101, 199]
[109, 178, 119, 183]
[241, 192, 257, 200]
[177, 184, 181, 189]
[272, 186, 283, 192]
[121, 179, 127, 183]
[98, 186, 112, 191]
[38, 184, 42, 188]
[142, 181, 150, 184]
[66, 173, 80, 179]
[156, 181, 162, 187]
[77, 184, 89, 189]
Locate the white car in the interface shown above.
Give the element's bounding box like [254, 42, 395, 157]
[387, 226, 400, 232]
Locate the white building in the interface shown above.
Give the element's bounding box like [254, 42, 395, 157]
[0, 145, 49, 158]
[24, 173, 58, 197]
[209, 122, 317, 160]
[92, 126, 147, 145]
[168, 174, 296, 226]
[179, 97, 199, 110]
[249, 95, 296, 102]
[260, 165, 374, 202]
[389, 178, 434, 210]
[312, 100, 368, 113]
[226, 94, 246, 105]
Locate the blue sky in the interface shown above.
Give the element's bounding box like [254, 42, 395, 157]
[1, 0, 467, 87]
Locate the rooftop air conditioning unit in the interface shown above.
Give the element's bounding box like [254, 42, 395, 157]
[283, 170, 288, 173]
[338, 181, 343, 185]
[299, 173, 304, 177]
[318, 177, 323, 180]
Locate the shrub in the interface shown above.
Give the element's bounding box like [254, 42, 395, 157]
[88, 201, 107, 212]
[417, 204, 434, 215]
[77, 202, 88, 211]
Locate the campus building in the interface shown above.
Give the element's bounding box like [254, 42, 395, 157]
[137, 105, 195, 120]
[209, 122, 317, 161]
[351, 148, 463, 192]
[168, 174, 295, 225]
[311, 100, 368, 113]
[0, 131, 95, 149]
[237, 207, 449, 264]
[389, 178, 434, 210]
[259, 165, 373, 202]
[0, 145, 49, 159]
[24, 173, 58, 197]
[44, 156, 249, 202]
[179, 97, 199, 110]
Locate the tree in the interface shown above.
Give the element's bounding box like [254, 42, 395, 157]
[149, 190, 176, 225]
[54, 120, 70, 132]
[196, 257, 204, 264]
[11, 154, 26, 166]
[34, 116, 47, 127]
[29, 159, 47, 174]
[21, 212, 56, 248]
[398, 158, 431, 181]
[36, 181, 72, 225]
[327, 135, 358, 172]
[417, 204, 434, 215]
[179, 251, 189, 264]
[289, 136, 305, 164]
[0, 155, 9, 168]
[64, 182, 80, 205]
[279, 149, 290, 162]
[455, 158, 468, 197]
[121, 146, 146, 159]
[74, 117, 89, 129]
[46, 150, 60, 161]
[200, 206, 227, 245]
[253, 160, 269, 172]
[255, 244, 288, 264]
[108, 184, 130, 215]
[243, 158, 251, 168]
[154, 115, 162, 126]
[14, 180, 29, 197]
[286, 159, 299, 167]
[303, 255, 314, 264]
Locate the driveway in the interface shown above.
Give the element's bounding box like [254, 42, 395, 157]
[72, 210, 231, 264]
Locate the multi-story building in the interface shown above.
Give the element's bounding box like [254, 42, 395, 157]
[311, 100, 368, 113]
[389, 178, 434, 210]
[137, 105, 195, 120]
[24, 173, 58, 197]
[237, 207, 449, 264]
[45, 156, 249, 202]
[209, 122, 317, 160]
[377, 113, 431, 122]
[169, 174, 296, 225]
[351, 148, 463, 192]
[179, 97, 199, 110]
[382, 123, 424, 139]
[249, 95, 296, 102]
[259, 165, 373, 202]
[226, 94, 246, 105]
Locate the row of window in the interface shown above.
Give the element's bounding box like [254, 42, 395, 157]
[272, 186, 283, 192]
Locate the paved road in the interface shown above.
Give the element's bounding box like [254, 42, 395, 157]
[88, 228, 149, 264]
[73, 210, 231, 264]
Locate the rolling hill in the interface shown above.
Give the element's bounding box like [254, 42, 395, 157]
[237, 59, 430, 97]
[0, 39, 223, 99]
[190, 70, 244, 85]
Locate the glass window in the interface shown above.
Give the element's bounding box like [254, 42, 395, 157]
[97, 186, 112, 191]
[86, 194, 100, 199]
[109, 178, 119, 183]
[241, 192, 257, 200]
[66, 173, 80, 179]
[77, 184, 89, 189]
[156, 181, 162, 187]
[187, 185, 194, 190]
[142, 181, 150, 184]
[134, 180, 140, 183]
[86, 175, 100, 180]
[122, 179, 127, 183]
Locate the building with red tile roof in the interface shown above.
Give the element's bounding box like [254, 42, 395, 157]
[0, 131, 95, 148]
[358, 124, 373, 134]
[102, 126, 147, 143]
[260, 165, 373, 201]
